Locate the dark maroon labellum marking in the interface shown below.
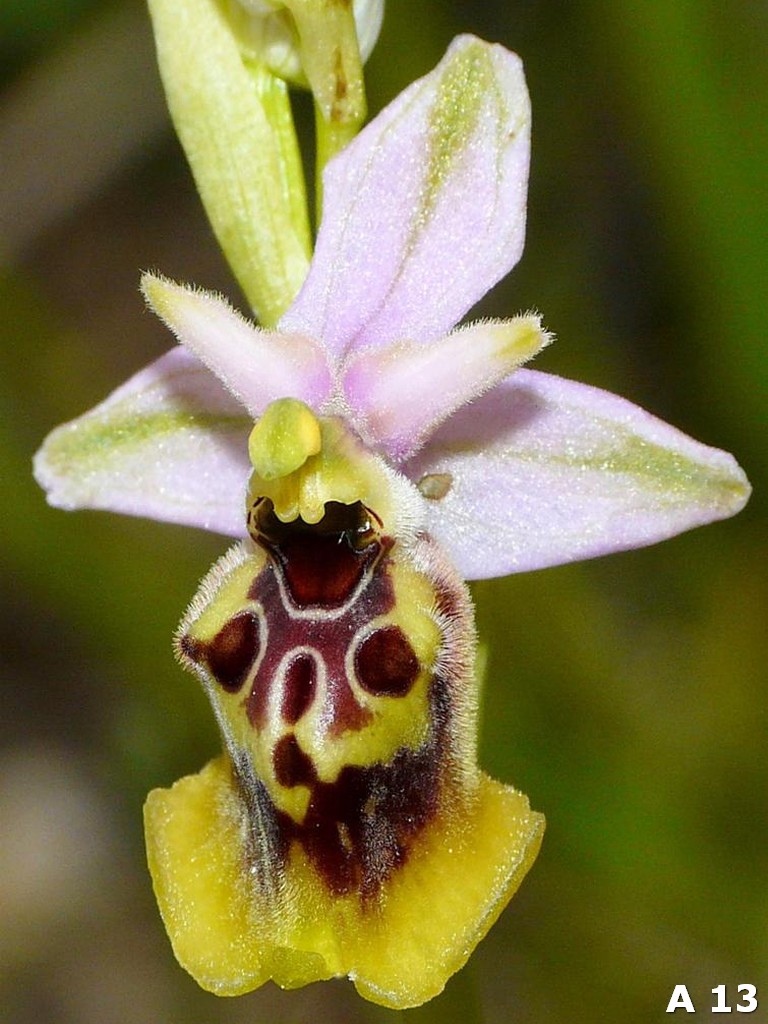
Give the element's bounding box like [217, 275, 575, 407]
[249, 498, 384, 609]
[355, 625, 420, 697]
[272, 719, 445, 897]
[273, 734, 317, 789]
[277, 533, 378, 608]
[281, 653, 317, 724]
[238, 696, 441, 899]
[244, 543, 394, 734]
[205, 612, 261, 692]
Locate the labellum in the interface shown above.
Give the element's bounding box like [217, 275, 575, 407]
[144, 400, 544, 1006]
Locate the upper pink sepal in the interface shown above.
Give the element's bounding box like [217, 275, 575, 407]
[280, 35, 530, 356]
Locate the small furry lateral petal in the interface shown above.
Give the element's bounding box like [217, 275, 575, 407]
[142, 273, 332, 416]
[407, 368, 752, 579]
[34, 348, 252, 535]
[342, 315, 551, 461]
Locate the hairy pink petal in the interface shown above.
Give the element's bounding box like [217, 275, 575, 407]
[142, 274, 332, 415]
[342, 317, 549, 461]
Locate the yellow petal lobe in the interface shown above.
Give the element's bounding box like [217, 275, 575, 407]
[144, 755, 544, 1007]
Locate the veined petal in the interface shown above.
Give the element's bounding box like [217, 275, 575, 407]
[33, 349, 252, 535]
[407, 369, 752, 579]
[142, 274, 332, 416]
[280, 35, 530, 355]
[342, 316, 550, 461]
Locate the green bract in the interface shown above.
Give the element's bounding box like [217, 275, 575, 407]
[148, 0, 311, 326]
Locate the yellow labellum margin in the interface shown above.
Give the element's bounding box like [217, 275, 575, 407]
[145, 757, 543, 1006]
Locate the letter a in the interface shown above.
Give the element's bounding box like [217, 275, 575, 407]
[666, 984, 696, 1013]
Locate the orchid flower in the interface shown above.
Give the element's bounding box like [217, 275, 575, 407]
[34, 34, 749, 1010]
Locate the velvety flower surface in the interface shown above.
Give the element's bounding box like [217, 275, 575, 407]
[34, 34, 750, 1009]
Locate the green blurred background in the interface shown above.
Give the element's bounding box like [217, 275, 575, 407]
[1, 1, 765, 1021]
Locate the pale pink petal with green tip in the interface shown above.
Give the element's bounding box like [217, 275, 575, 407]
[408, 369, 751, 580]
[280, 34, 531, 355]
[33, 348, 251, 535]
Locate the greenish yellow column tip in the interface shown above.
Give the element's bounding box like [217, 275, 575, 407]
[248, 398, 322, 480]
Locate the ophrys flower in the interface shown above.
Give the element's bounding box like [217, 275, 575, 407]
[34, 35, 750, 1009]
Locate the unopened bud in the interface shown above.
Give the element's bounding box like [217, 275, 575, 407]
[232, 0, 384, 123]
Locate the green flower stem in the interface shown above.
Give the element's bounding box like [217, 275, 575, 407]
[148, 0, 311, 327]
[286, 0, 369, 221]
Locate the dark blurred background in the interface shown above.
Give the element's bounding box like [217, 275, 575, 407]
[2, 1, 766, 1022]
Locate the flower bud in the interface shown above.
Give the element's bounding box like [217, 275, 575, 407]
[232, 0, 384, 122]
